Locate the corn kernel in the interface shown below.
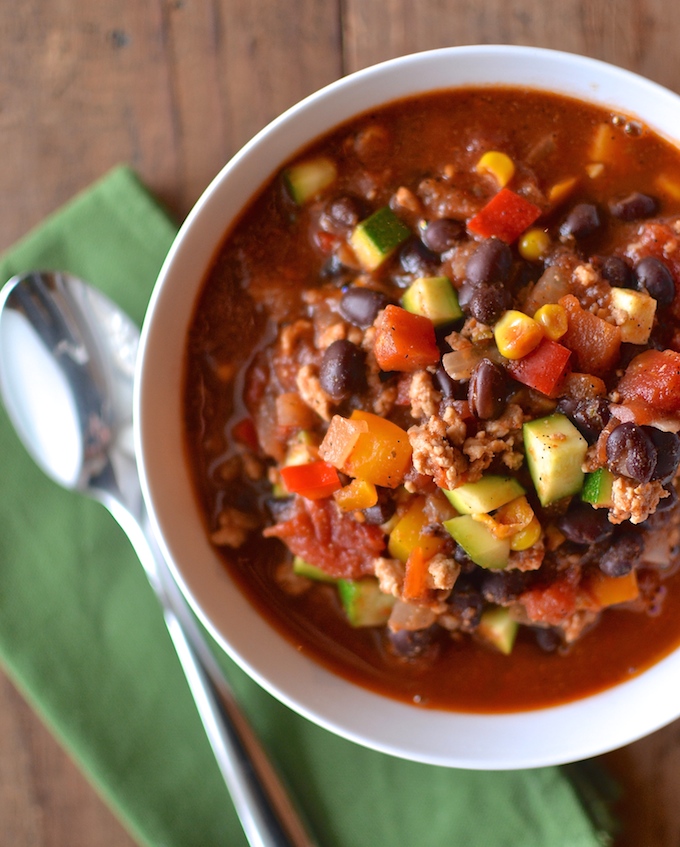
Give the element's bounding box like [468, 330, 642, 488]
[518, 228, 551, 262]
[493, 310, 544, 359]
[475, 151, 515, 188]
[510, 515, 542, 550]
[533, 303, 568, 341]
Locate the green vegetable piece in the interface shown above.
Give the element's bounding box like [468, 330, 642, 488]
[401, 276, 463, 325]
[283, 156, 337, 204]
[338, 578, 395, 627]
[292, 556, 337, 583]
[349, 207, 411, 271]
[523, 413, 587, 506]
[443, 475, 525, 515]
[443, 515, 510, 569]
[477, 606, 518, 655]
[581, 468, 615, 507]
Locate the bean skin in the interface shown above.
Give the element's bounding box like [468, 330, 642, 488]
[597, 255, 635, 289]
[399, 239, 440, 276]
[340, 287, 388, 328]
[560, 203, 601, 239]
[643, 426, 680, 483]
[635, 256, 675, 306]
[465, 237, 513, 287]
[599, 532, 643, 577]
[468, 358, 507, 420]
[319, 339, 367, 399]
[558, 501, 613, 545]
[469, 285, 512, 325]
[421, 218, 464, 253]
[321, 195, 366, 234]
[609, 192, 658, 221]
[557, 396, 611, 444]
[605, 422, 658, 483]
[387, 626, 440, 659]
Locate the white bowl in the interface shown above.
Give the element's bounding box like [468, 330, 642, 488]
[134, 44, 680, 769]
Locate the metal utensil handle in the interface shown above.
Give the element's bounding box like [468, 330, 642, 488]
[108, 495, 318, 847]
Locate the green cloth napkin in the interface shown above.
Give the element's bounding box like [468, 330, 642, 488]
[0, 165, 617, 847]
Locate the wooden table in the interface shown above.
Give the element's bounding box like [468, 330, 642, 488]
[1, 1, 679, 844]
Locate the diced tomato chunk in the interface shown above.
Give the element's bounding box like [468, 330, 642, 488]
[263, 496, 385, 579]
[373, 304, 440, 372]
[559, 294, 621, 376]
[519, 578, 578, 626]
[506, 337, 571, 397]
[467, 188, 542, 243]
[617, 349, 680, 414]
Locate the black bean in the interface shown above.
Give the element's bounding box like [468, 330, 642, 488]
[467, 284, 512, 325]
[609, 192, 658, 221]
[642, 426, 680, 483]
[318, 339, 367, 400]
[321, 195, 366, 234]
[535, 628, 561, 653]
[656, 485, 678, 511]
[556, 396, 611, 445]
[421, 218, 464, 254]
[468, 358, 507, 420]
[557, 501, 613, 545]
[481, 570, 530, 604]
[465, 238, 513, 287]
[387, 626, 439, 659]
[597, 255, 636, 289]
[447, 584, 483, 631]
[635, 256, 675, 306]
[606, 422, 658, 483]
[560, 203, 601, 239]
[362, 489, 396, 525]
[599, 531, 643, 577]
[339, 287, 388, 328]
[399, 239, 440, 276]
[434, 364, 458, 400]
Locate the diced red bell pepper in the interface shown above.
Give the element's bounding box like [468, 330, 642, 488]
[617, 348, 680, 414]
[467, 188, 542, 243]
[373, 304, 440, 372]
[280, 461, 342, 500]
[506, 337, 571, 397]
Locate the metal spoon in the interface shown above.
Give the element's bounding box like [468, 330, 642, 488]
[0, 270, 316, 847]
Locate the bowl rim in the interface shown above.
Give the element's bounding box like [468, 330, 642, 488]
[134, 44, 680, 769]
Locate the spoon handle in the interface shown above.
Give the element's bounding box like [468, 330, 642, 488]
[113, 498, 318, 847]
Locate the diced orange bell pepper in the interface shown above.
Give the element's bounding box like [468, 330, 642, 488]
[373, 304, 440, 372]
[402, 546, 431, 601]
[467, 188, 542, 243]
[343, 409, 412, 488]
[506, 337, 571, 397]
[559, 294, 622, 376]
[280, 461, 342, 500]
[585, 569, 639, 607]
[334, 478, 378, 512]
[388, 496, 446, 562]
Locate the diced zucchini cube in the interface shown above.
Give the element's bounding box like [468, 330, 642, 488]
[283, 156, 337, 204]
[401, 276, 463, 325]
[581, 467, 615, 508]
[443, 475, 525, 515]
[349, 207, 411, 271]
[443, 515, 510, 569]
[523, 414, 587, 506]
[292, 556, 337, 583]
[337, 578, 395, 627]
[477, 606, 518, 654]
